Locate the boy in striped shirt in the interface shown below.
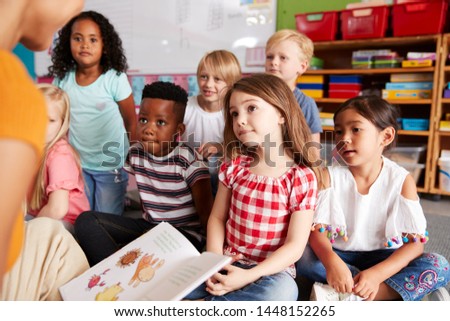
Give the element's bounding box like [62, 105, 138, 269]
[75, 81, 213, 266]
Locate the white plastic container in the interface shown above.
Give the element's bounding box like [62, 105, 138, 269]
[384, 144, 426, 164]
[399, 162, 425, 184]
[438, 152, 450, 192]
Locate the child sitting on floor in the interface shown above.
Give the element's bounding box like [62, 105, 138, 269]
[75, 81, 213, 266]
[26, 84, 89, 235]
[296, 96, 450, 301]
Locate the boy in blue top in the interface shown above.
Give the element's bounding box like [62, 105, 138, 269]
[265, 29, 322, 149]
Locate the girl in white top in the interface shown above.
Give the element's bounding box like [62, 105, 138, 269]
[297, 96, 450, 301]
[181, 50, 241, 196]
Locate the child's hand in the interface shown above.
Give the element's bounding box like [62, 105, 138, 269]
[198, 142, 223, 159]
[326, 258, 354, 293]
[205, 264, 254, 296]
[353, 270, 382, 301]
[230, 253, 244, 264]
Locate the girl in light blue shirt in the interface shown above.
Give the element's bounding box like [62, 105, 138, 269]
[50, 11, 137, 215]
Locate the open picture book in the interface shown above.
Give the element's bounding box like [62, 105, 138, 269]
[59, 222, 231, 301]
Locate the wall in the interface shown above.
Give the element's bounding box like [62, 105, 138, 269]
[35, 0, 277, 76]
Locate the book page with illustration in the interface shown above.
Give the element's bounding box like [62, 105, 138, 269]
[59, 222, 230, 301]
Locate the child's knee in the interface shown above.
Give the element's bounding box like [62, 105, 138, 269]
[296, 245, 320, 274]
[74, 211, 98, 234]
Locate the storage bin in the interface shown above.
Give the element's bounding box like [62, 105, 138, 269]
[341, 6, 389, 40]
[295, 11, 339, 42]
[399, 162, 425, 184]
[401, 118, 430, 130]
[392, 0, 448, 36]
[438, 152, 450, 192]
[383, 144, 426, 163]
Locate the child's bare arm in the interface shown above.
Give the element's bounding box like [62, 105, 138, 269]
[0, 140, 38, 286]
[206, 183, 231, 255]
[250, 209, 314, 278]
[353, 241, 423, 301]
[310, 227, 354, 293]
[190, 177, 213, 231]
[207, 209, 314, 296]
[353, 174, 424, 300]
[37, 189, 69, 220]
[118, 94, 137, 142]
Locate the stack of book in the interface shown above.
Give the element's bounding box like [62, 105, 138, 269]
[328, 75, 362, 99]
[382, 73, 433, 100]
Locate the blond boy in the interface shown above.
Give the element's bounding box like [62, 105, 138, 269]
[265, 30, 322, 146]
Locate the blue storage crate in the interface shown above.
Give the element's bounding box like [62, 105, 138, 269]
[402, 118, 429, 131]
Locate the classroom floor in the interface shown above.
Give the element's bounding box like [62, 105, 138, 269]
[420, 194, 450, 217]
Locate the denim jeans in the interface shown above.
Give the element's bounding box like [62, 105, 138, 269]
[83, 168, 128, 215]
[207, 155, 220, 198]
[296, 245, 450, 301]
[74, 211, 204, 266]
[184, 262, 298, 301]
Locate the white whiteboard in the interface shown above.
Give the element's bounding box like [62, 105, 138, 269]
[35, 0, 276, 76]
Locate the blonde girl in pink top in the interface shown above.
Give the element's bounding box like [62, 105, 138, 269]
[27, 84, 89, 234]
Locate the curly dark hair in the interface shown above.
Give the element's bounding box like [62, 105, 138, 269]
[48, 11, 128, 79]
[142, 81, 188, 122]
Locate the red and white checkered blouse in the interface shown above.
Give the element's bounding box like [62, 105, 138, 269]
[220, 156, 318, 270]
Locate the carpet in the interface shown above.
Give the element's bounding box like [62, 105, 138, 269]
[424, 214, 450, 291]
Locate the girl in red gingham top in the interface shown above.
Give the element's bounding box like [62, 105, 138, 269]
[185, 73, 320, 301]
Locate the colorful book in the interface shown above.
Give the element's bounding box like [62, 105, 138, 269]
[59, 222, 231, 301]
